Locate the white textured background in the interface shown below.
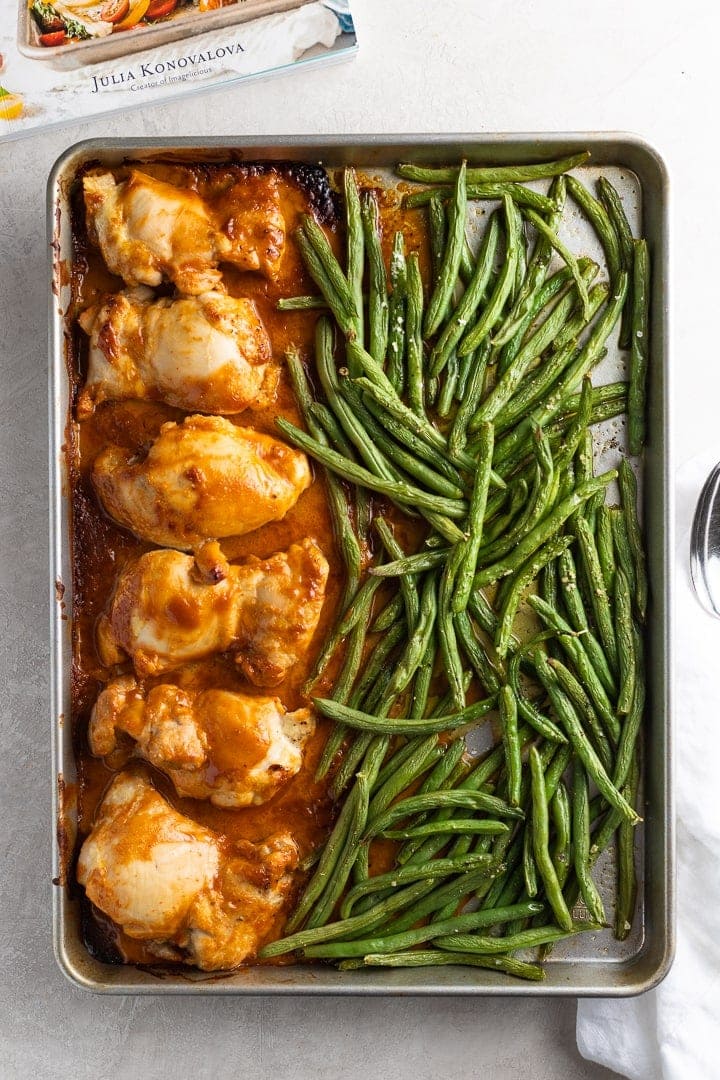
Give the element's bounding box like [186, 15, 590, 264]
[1, 1, 717, 1076]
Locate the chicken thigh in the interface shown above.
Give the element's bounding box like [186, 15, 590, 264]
[89, 676, 315, 808]
[96, 537, 329, 685]
[77, 289, 274, 418]
[83, 171, 223, 295]
[213, 173, 286, 279]
[83, 169, 286, 294]
[92, 415, 311, 549]
[77, 772, 298, 970]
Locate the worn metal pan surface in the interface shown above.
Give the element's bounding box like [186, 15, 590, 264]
[20, 0, 315, 69]
[48, 134, 673, 995]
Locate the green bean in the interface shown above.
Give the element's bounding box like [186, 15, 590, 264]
[404, 252, 427, 417]
[572, 762, 606, 924]
[454, 610, 501, 695]
[574, 515, 618, 673]
[493, 272, 627, 469]
[276, 418, 467, 522]
[477, 427, 556, 568]
[437, 351, 460, 418]
[343, 168, 364, 353]
[459, 195, 518, 356]
[449, 342, 492, 457]
[365, 789, 523, 843]
[619, 458, 648, 622]
[349, 622, 406, 709]
[477, 282, 584, 424]
[492, 176, 566, 347]
[551, 781, 572, 888]
[615, 753, 640, 940]
[555, 376, 593, 476]
[507, 652, 566, 743]
[435, 921, 598, 956]
[369, 593, 404, 634]
[612, 628, 645, 792]
[527, 745, 574, 930]
[376, 574, 438, 710]
[404, 182, 556, 213]
[306, 743, 385, 931]
[348, 950, 545, 980]
[374, 518, 420, 630]
[386, 231, 407, 392]
[277, 295, 328, 310]
[498, 685, 522, 807]
[597, 177, 635, 274]
[533, 652, 640, 825]
[369, 549, 449, 578]
[614, 567, 636, 716]
[285, 775, 365, 934]
[626, 238, 651, 453]
[361, 190, 389, 365]
[295, 220, 357, 337]
[428, 194, 447, 279]
[522, 812, 538, 899]
[366, 737, 441, 824]
[491, 286, 607, 434]
[597, 176, 635, 348]
[595, 505, 616, 596]
[522, 207, 590, 319]
[556, 547, 616, 697]
[262, 874, 441, 957]
[496, 534, 574, 659]
[430, 211, 501, 376]
[397, 153, 591, 185]
[359, 401, 465, 495]
[473, 473, 615, 589]
[340, 853, 494, 920]
[547, 658, 613, 774]
[424, 161, 467, 337]
[313, 694, 496, 737]
[453, 422, 494, 612]
[349, 392, 465, 500]
[304, 901, 542, 959]
[527, 595, 619, 739]
[566, 175, 621, 282]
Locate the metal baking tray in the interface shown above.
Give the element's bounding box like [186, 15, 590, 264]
[48, 134, 673, 995]
[20, 0, 315, 69]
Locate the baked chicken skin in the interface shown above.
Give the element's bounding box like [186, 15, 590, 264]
[92, 415, 311, 550]
[77, 288, 275, 418]
[77, 772, 298, 970]
[83, 170, 285, 294]
[96, 537, 329, 685]
[89, 676, 315, 809]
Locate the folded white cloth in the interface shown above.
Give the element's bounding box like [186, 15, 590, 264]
[577, 448, 720, 1080]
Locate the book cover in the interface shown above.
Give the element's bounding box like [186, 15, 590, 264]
[0, 0, 356, 142]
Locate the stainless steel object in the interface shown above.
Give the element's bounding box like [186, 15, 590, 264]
[49, 134, 673, 996]
[19, 0, 316, 69]
[690, 462, 720, 616]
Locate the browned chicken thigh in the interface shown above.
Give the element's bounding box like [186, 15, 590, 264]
[96, 537, 329, 684]
[83, 169, 286, 294]
[92, 415, 311, 549]
[77, 289, 275, 418]
[77, 772, 298, 970]
[89, 676, 315, 808]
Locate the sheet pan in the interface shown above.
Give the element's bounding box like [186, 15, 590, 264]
[48, 134, 673, 995]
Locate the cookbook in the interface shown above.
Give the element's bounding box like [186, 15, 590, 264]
[0, 0, 356, 142]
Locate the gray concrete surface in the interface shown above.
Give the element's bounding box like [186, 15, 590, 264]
[5, 0, 707, 1073]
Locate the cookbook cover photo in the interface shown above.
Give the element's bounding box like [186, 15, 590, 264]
[0, 0, 356, 142]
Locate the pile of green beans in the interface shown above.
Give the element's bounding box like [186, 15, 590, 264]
[266, 152, 650, 980]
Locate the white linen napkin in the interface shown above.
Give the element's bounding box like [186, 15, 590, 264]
[577, 449, 720, 1080]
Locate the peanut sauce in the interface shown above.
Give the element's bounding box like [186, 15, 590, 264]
[67, 159, 429, 969]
